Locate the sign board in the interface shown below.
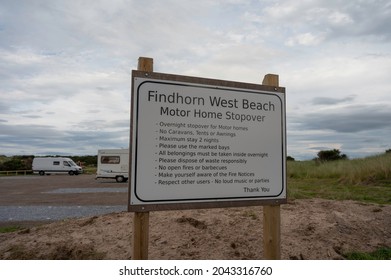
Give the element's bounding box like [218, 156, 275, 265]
[129, 71, 286, 211]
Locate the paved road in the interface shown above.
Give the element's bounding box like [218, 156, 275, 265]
[0, 174, 128, 223]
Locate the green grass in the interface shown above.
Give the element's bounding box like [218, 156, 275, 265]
[344, 247, 391, 260]
[287, 153, 391, 205]
[0, 226, 25, 233]
[288, 178, 391, 204]
[288, 153, 391, 183]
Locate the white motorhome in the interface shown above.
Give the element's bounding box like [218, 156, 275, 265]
[32, 157, 83, 176]
[96, 149, 129, 183]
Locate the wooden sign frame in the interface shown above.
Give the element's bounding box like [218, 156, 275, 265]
[129, 69, 286, 212]
[130, 57, 285, 260]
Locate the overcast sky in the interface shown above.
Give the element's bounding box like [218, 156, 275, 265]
[1, 0, 390, 160]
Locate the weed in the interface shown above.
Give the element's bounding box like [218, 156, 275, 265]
[344, 247, 391, 260]
[242, 210, 258, 220]
[0, 226, 25, 233]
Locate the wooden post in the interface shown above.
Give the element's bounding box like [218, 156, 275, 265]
[137, 57, 153, 72]
[262, 74, 281, 260]
[132, 57, 153, 260]
[132, 211, 150, 259]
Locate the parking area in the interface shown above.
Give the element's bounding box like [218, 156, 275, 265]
[0, 174, 128, 224]
[0, 174, 128, 206]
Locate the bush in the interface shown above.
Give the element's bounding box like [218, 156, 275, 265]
[0, 156, 34, 171]
[287, 156, 295, 161]
[316, 149, 347, 162]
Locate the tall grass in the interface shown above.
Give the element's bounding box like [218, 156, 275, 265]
[288, 153, 391, 185]
[287, 153, 391, 204]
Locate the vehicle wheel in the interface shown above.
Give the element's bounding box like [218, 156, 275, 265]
[69, 171, 74, 176]
[116, 176, 125, 183]
[74, 171, 79, 175]
[39, 171, 45, 176]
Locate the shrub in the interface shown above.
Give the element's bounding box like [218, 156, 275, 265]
[316, 149, 348, 162]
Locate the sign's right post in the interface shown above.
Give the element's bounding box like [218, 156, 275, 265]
[262, 74, 281, 260]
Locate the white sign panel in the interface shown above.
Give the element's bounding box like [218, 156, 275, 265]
[130, 73, 286, 208]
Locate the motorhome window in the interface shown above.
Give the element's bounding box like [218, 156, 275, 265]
[101, 156, 120, 164]
[53, 161, 60, 165]
[69, 161, 76, 166]
[63, 161, 71, 167]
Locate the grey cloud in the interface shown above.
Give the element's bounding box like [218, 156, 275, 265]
[297, 104, 391, 133]
[307, 146, 333, 151]
[0, 122, 129, 155]
[338, 1, 391, 40]
[75, 119, 129, 131]
[22, 115, 42, 119]
[0, 102, 11, 113]
[312, 95, 355, 105]
[1, 0, 390, 160]
[287, 125, 390, 160]
[260, 0, 391, 42]
[88, 109, 101, 114]
[0, 123, 63, 138]
[286, 102, 391, 160]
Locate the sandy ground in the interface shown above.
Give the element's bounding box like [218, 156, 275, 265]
[1, 198, 390, 260]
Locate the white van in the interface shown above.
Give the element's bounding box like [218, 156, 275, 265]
[96, 149, 129, 183]
[32, 157, 83, 176]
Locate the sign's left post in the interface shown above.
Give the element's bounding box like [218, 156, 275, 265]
[130, 57, 153, 260]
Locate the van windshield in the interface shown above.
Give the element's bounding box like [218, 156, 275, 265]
[68, 161, 76, 166]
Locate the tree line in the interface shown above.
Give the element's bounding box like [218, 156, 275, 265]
[286, 149, 348, 162]
[288, 148, 390, 162]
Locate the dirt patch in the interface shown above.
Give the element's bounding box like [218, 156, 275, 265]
[0, 198, 390, 260]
